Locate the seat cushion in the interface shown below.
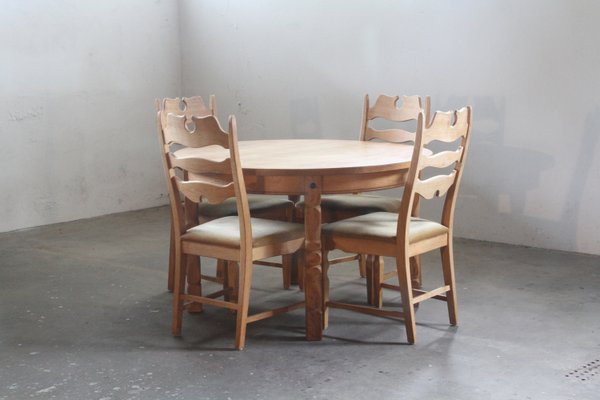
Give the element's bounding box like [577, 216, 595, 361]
[297, 194, 401, 214]
[322, 212, 448, 244]
[182, 216, 304, 248]
[198, 195, 293, 219]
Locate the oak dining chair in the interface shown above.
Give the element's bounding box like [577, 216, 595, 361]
[164, 113, 305, 350]
[156, 96, 296, 293]
[321, 106, 472, 344]
[298, 94, 430, 303]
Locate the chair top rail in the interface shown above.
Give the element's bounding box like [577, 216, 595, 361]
[164, 114, 229, 149]
[368, 94, 423, 122]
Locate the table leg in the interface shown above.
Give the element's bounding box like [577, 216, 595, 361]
[303, 176, 323, 340]
[288, 195, 301, 286]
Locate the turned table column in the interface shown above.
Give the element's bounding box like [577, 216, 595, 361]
[303, 176, 323, 340]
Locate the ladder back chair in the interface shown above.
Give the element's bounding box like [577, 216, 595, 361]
[156, 96, 296, 293]
[322, 106, 472, 344]
[298, 94, 430, 303]
[321, 94, 431, 217]
[164, 113, 305, 350]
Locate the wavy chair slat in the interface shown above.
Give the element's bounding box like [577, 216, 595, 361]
[174, 177, 236, 205]
[418, 148, 463, 170]
[160, 96, 214, 121]
[422, 107, 470, 145]
[413, 173, 457, 200]
[168, 153, 232, 175]
[178, 96, 211, 115]
[164, 114, 229, 148]
[364, 127, 415, 143]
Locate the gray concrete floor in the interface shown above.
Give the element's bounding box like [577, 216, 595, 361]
[1, 206, 599, 400]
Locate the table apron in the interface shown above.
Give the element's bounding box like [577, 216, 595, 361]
[245, 170, 408, 195]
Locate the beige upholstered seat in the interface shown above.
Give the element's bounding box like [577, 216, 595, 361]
[156, 96, 295, 291]
[324, 212, 448, 244]
[163, 112, 305, 350]
[183, 216, 305, 248]
[318, 195, 401, 218]
[322, 106, 473, 344]
[197, 195, 292, 221]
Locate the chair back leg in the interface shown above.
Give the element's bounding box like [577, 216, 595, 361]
[186, 256, 203, 313]
[410, 255, 422, 289]
[223, 261, 239, 303]
[358, 254, 367, 278]
[366, 255, 384, 308]
[282, 254, 293, 289]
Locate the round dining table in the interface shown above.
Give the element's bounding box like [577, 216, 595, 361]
[227, 139, 416, 341]
[183, 138, 417, 340]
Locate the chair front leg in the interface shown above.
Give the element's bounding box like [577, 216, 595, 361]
[441, 242, 458, 326]
[396, 253, 416, 344]
[234, 256, 254, 350]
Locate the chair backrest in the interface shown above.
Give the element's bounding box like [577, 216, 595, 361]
[155, 95, 222, 224]
[155, 95, 218, 182]
[360, 94, 431, 143]
[156, 95, 217, 126]
[162, 113, 252, 251]
[397, 107, 473, 243]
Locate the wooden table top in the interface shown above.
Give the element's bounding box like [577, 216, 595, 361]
[178, 139, 417, 176]
[174, 138, 419, 341]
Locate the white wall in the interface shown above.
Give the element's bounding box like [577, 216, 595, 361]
[2, 1, 597, 256]
[0, 0, 180, 231]
[178, 0, 600, 255]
